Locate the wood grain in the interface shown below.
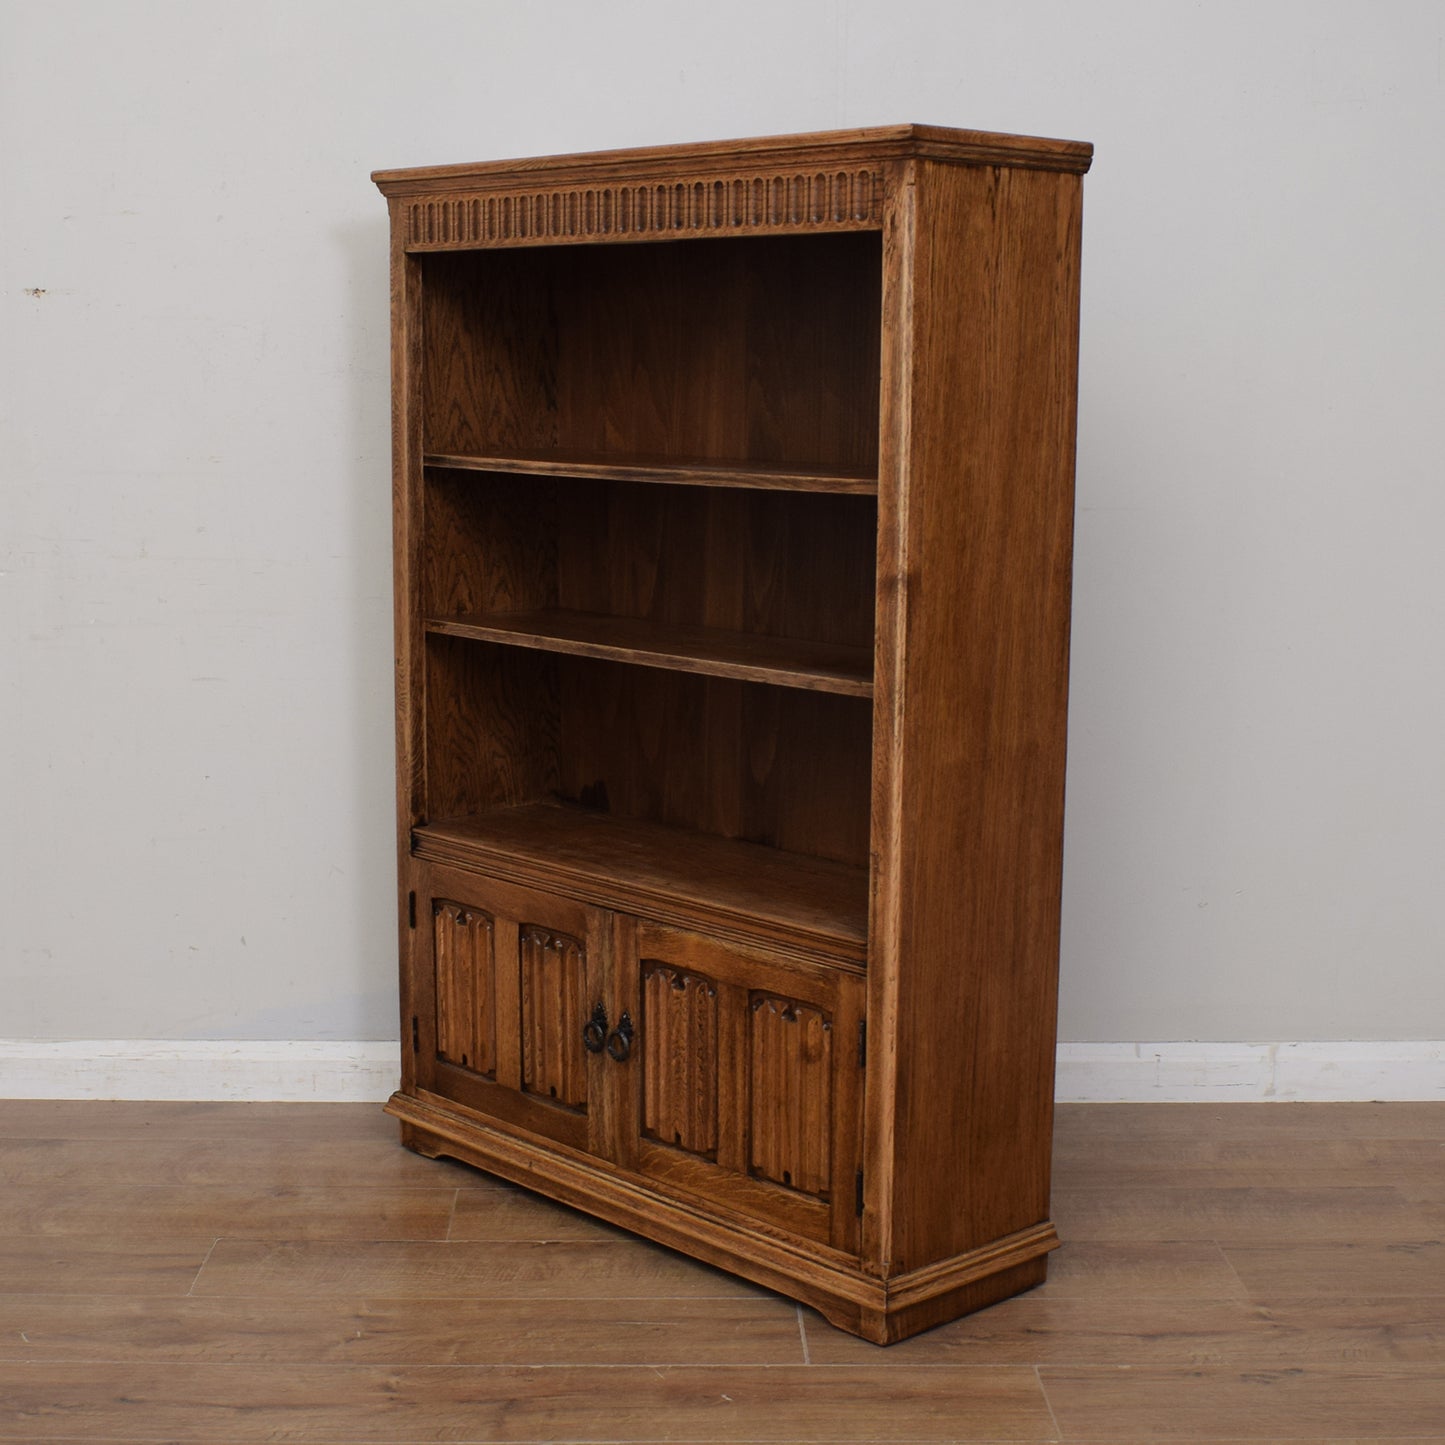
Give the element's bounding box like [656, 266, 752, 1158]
[385, 126, 1089, 1341]
[425, 448, 877, 492]
[426, 609, 873, 696]
[0, 1185, 455, 1241]
[1038, 1242, 1250, 1300]
[1224, 1241, 1445, 1297]
[556, 658, 874, 866]
[868, 155, 1083, 1276]
[2, 1101, 1443, 1438]
[0, 1099, 394, 1141]
[640, 962, 721, 1160]
[0, 1294, 804, 1366]
[372, 121, 1094, 192]
[1041, 1364, 1445, 1440]
[189, 1238, 763, 1300]
[432, 899, 498, 1077]
[0, 1135, 493, 1189]
[414, 801, 868, 958]
[420, 235, 880, 472]
[0, 1362, 1056, 1443]
[1052, 1185, 1436, 1243]
[0, 1237, 214, 1296]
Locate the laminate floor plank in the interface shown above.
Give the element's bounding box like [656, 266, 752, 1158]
[804, 1293, 1445, 1365]
[0, 1136, 501, 1190]
[1040, 1364, 1445, 1440]
[0, 1363, 1057, 1442]
[447, 1181, 632, 1241]
[1053, 1136, 1445, 1190]
[1054, 1101, 1445, 1142]
[0, 1184, 457, 1241]
[191, 1238, 766, 1299]
[1034, 1241, 1248, 1299]
[1, 1100, 1442, 1443]
[0, 1100, 394, 1142]
[0, 1237, 215, 1296]
[1051, 1185, 1434, 1243]
[1225, 1241, 1445, 1297]
[0, 1294, 805, 1365]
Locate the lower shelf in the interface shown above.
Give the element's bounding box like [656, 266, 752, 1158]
[413, 803, 868, 963]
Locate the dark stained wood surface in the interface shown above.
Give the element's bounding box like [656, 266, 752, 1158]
[424, 448, 878, 493]
[372, 122, 1095, 192]
[413, 802, 869, 959]
[385, 126, 1088, 1342]
[426, 610, 873, 696]
[867, 156, 1084, 1276]
[419, 235, 880, 472]
[2, 1101, 1443, 1442]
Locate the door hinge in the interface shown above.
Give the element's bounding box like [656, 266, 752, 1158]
[857, 1020, 867, 1069]
[855, 1168, 865, 1217]
[407, 890, 416, 928]
[411, 1015, 420, 1052]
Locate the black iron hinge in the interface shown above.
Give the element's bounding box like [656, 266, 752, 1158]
[855, 1169, 865, 1217]
[411, 1015, 420, 1052]
[857, 1020, 867, 1069]
[408, 890, 417, 928]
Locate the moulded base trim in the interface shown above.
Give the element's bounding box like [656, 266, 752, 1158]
[385, 1089, 1056, 1344]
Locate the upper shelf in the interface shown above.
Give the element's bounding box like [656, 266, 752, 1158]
[424, 450, 878, 496]
[426, 608, 874, 698]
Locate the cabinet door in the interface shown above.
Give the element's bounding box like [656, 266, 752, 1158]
[410, 863, 609, 1155]
[617, 920, 865, 1252]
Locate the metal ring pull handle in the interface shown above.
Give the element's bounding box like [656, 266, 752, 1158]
[605, 1010, 634, 1063]
[581, 1001, 608, 1055]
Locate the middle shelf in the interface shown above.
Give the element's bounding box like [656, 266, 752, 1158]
[425, 608, 873, 697]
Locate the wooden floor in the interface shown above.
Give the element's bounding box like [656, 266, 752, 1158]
[1, 1101, 1442, 1442]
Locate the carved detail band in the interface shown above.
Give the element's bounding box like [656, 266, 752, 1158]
[405, 169, 880, 249]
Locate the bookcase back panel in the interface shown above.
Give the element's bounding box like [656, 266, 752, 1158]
[555, 656, 872, 865]
[424, 636, 871, 866]
[424, 471, 876, 650]
[424, 634, 561, 818]
[421, 233, 881, 471]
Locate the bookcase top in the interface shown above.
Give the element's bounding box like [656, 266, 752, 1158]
[372, 123, 1093, 195]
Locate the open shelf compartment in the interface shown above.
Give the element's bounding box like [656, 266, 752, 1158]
[420, 231, 882, 476]
[415, 803, 868, 962]
[421, 636, 873, 960]
[423, 470, 877, 696]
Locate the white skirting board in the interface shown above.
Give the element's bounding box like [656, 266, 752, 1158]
[0, 1041, 399, 1103]
[1056, 1042, 1445, 1102]
[0, 1039, 1441, 1103]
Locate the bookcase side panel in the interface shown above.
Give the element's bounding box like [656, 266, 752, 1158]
[878, 158, 1083, 1273]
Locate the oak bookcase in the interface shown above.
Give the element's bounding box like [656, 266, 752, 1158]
[373, 124, 1091, 1343]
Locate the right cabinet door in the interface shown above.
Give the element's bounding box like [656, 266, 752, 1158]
[619, 919, 865, 1253]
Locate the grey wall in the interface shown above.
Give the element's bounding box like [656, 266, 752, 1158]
[3, 1, 1442, 1043]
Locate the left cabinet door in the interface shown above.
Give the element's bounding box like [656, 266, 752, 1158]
[406, 862, 611, 1156]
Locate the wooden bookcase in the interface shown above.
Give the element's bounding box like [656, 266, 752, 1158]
[373, 124, 1091, 1343]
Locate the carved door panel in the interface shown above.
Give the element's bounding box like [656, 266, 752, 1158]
[410, 863, 609, 1155]
[616, 919, 865, 1252]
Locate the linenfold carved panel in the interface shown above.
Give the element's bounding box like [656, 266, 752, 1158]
[748, 994, 833, 1198]
[433, 901, 497, 1078]
[519, 925, 588, 1110]
[405, 170, 880, 249]
[640, 962, 719, 1160]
